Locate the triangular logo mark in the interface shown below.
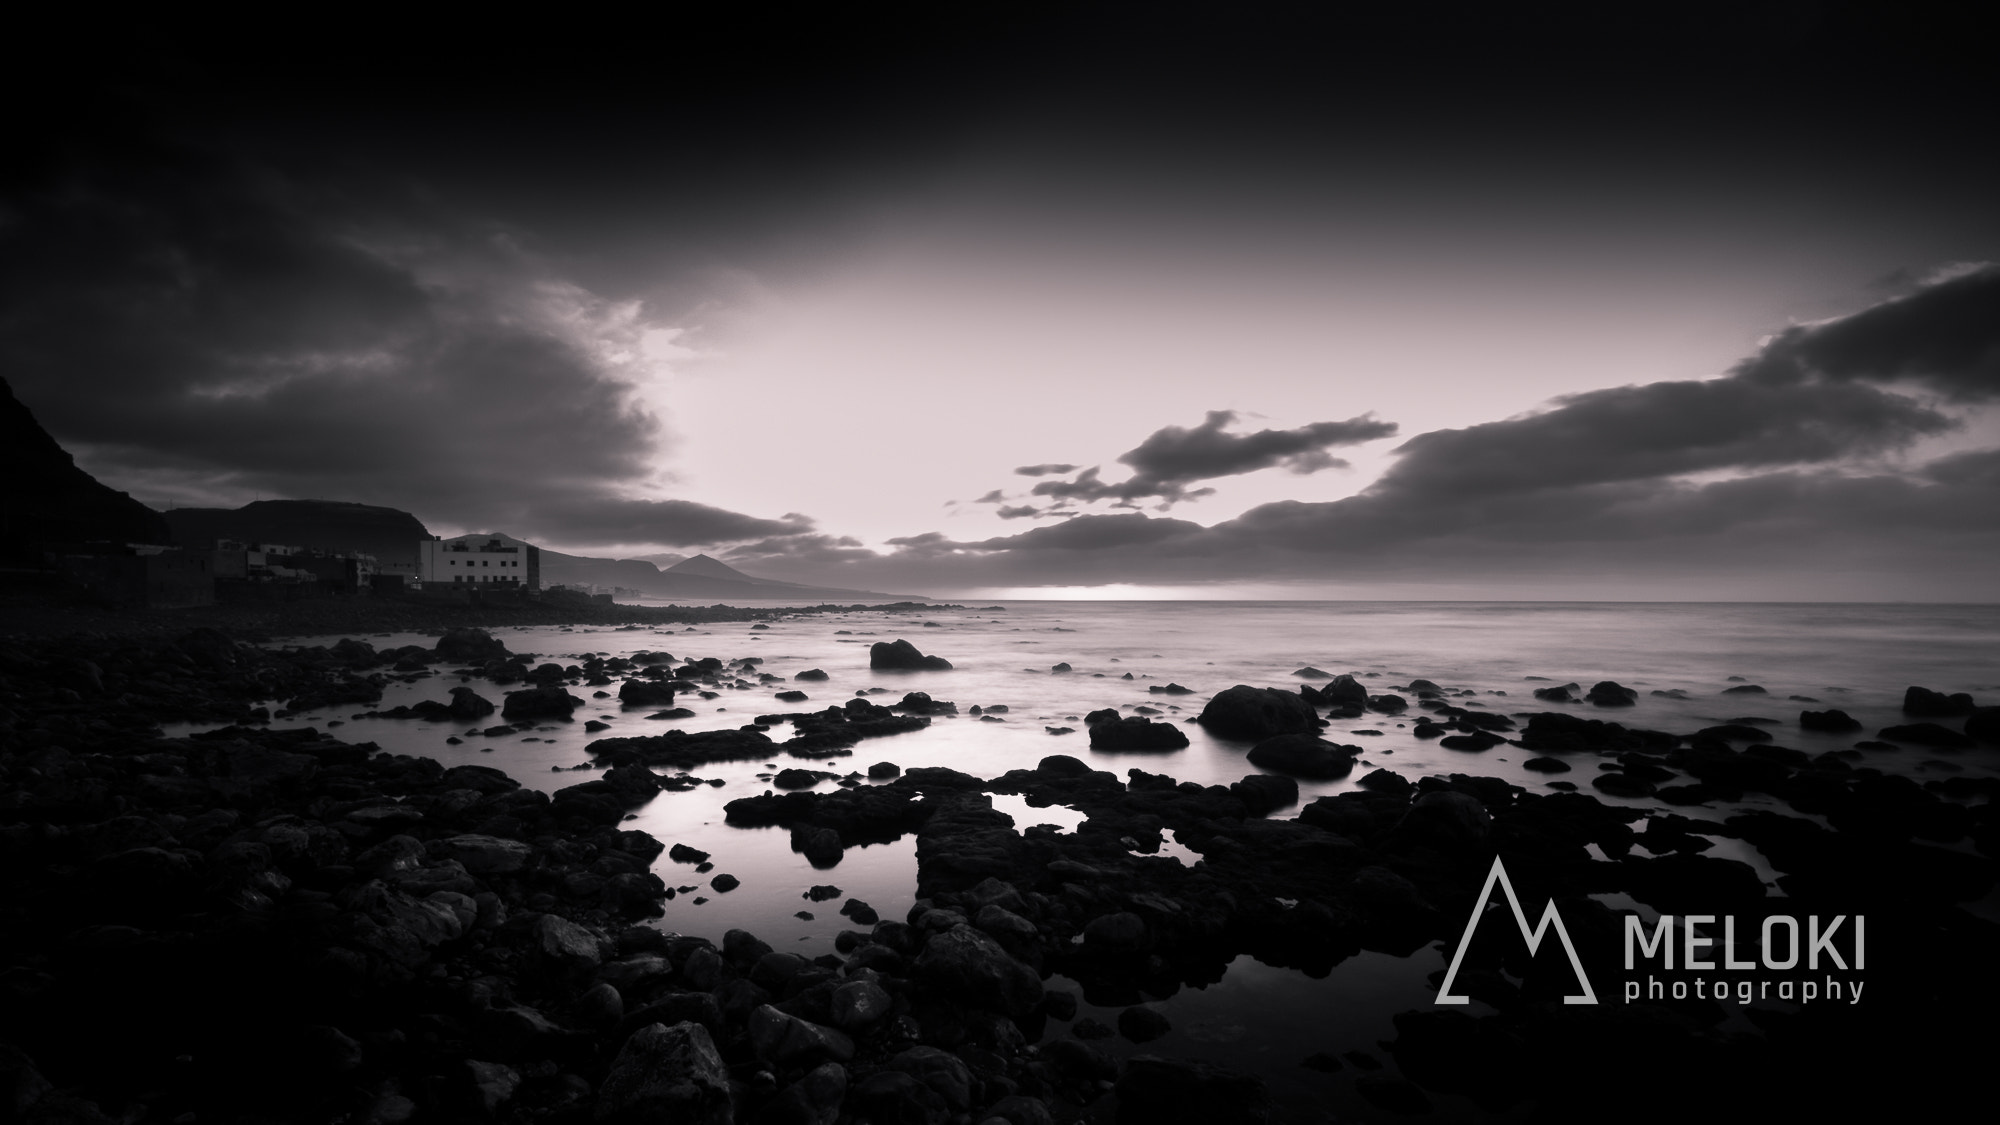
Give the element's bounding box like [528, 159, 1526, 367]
[1436, 856, 1598, 1005]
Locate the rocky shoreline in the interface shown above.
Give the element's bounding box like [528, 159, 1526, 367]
[2, 624, 1995, 1123]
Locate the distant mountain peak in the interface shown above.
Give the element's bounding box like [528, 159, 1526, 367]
[665, 553, 756, 581]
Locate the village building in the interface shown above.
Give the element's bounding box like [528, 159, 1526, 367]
[418, 533, 541, 591]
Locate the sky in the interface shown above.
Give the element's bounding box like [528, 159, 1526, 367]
[5, 3, 1998, 599]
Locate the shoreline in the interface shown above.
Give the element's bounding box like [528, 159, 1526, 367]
[0, 616, 1993, 1122]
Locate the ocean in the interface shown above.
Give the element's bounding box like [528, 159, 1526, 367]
[198, 600, 1999, 1121]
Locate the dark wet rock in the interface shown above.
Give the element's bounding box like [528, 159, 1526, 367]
[894, 691, 958, 716]
[1585, 681, 1638, 706]
[776, 690, 810, 703]
[792, 825, 844, 866]
[1083, 911, 1149, 955]
[775, 768, 823, 790]
[710, 873, 740, 892]
[1878, 722, 1975, 748]
[596, 1021, 731, 1125]
[889, 1046, 974, 1112]
[1516, 712, 1676, 755]
[1368, 693, 1409, 713]
[1149, 683, 1196, 695]
[447, 686, 496, 719]
[1084, 708, 1121, 725]
[1523, 756, 1572, 773]
[1968, 707, 2000, 745]
[851, 1070, 948, 1125]
[831, 979, 893, 1031]
[1115, 1056, 1271, 1125]
[761, 1062, 846, 1125]
[617, 678, 677, 707]
[841, 898, 880, 925]
[1903, 686, 1976, 716]
[1799, 709, 1863, 732]
[1089, 717, 1191, 751]
[870, 639, 953, 671]
[1293, 666, 1331, 678]
[1387, 790, 1491, 850]
[1592, 773, 1657, 798]
[1118, 1005, 1171, 1043]
[1321, 674, 1369, 707]
[501, 685, 584, 720]
[1440, 731, 1506, 751]
[795, 668, 830, 681]
[1533, 684, 1576, 702]
[437, 628, 511, 662]
[669, 843, 711, 864]
[750, 1004, 855, 1065]
[1230, 774, 1300, 816]
[1246, 734, 1357, 779]
[1198, 685, 1320, 739]
[1720, 684, 1769, 695]
[868, 761, 902, 779]
[912, 925, 1042, 1017]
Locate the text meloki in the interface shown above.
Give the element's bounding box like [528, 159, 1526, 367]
[1623, 915, 1864, 1005]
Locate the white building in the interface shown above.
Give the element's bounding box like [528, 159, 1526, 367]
[419, 533, 541, 590]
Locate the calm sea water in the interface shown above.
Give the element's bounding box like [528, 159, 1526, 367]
[200, 601, 1998, 1120]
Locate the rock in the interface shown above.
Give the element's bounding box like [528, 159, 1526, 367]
[1115, 1056, 1271, 1125]
[1321, 674, 1369, 707]
[1197, 685, 1319, 739]
[464, 1060, 520, 1114]
[711, 873, 740, 892]
[870, 640, 953, 671]
[868, 762, 902, 779]
[1082, 912, 1148, 954]
[1390, 791, 1490, 849]
[532, 914, 603, 976]
[1585, 681, 1638, 707]
[749, 1005, 855, 1065]
[618, 680, 677, 706]
[795, 669, 830, 681]
[1720, 684, 1769, 695]
[437, 628, 511, 662]
[1533, 685, 1574, 702]
[669, 843, 711, 864]
[776, 690, 810, 703]
[1088, 717, 1191, 751]
[1522, 756, 1571, 773]
[448, 686, 496, 719]
[501, 685, 584, 720]
[1904, 686, 1976, 716]
[1293, 666, 1331, 678]
[792, 826, 843, 867]
[912, 925, 1043, 1017]
[1246, 734, 1357, 779]
[1355, 1076, 1433, 1115]
[576, 982, 624, 1028]
[774, 769, 822, 790]
[890, 1046, 974, 1112]
[1968, 707, 2000, 745]
[850, 1071, 947, 1125]
[595, 1021, 731, 1125]
[1230, 774, 1299, 815]
[764, 1062, 846, 1125]
[831, 979, 893, 1031]
[1800, 709, 1863, 732]
[1878, 722, 1976, 748]
[1118, 1006, 1171, 1043]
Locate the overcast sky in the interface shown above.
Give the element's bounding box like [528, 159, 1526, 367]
[6, 4, 1997, 599]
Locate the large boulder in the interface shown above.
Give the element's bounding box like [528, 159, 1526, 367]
[1197, 685, 1319, 740]
[447, 686, 495, 720]
[1321, 674, 1369, 707]
[869, 640, 953, 671]
[1088, 717, 1190, 751]
[1246, 734, 1357, 779]
[436, 628, 510, 662]
[1967, 707, 2000, 745]
[617, 679, 677, 707]
[748, 1005, 854, 1066]
[1904, 685, 1976, 717]
[911, 924, 1042, 1018]
[595, 1022, 731, 1125]
[502, 685, 585, 720]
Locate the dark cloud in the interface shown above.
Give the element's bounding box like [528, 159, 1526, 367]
[1022, 411, 1398, 507]
[719, 533, 876, 568]
[1733, 264, 2000, 402]
[1013, 464, 1079, 477]
[0, 134, 804, 555]
[816, 272, 2000, 594]
[1377, 379, 1951, 501]
[995, 505, 1047, 520]
[510, 500, 813, 550]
